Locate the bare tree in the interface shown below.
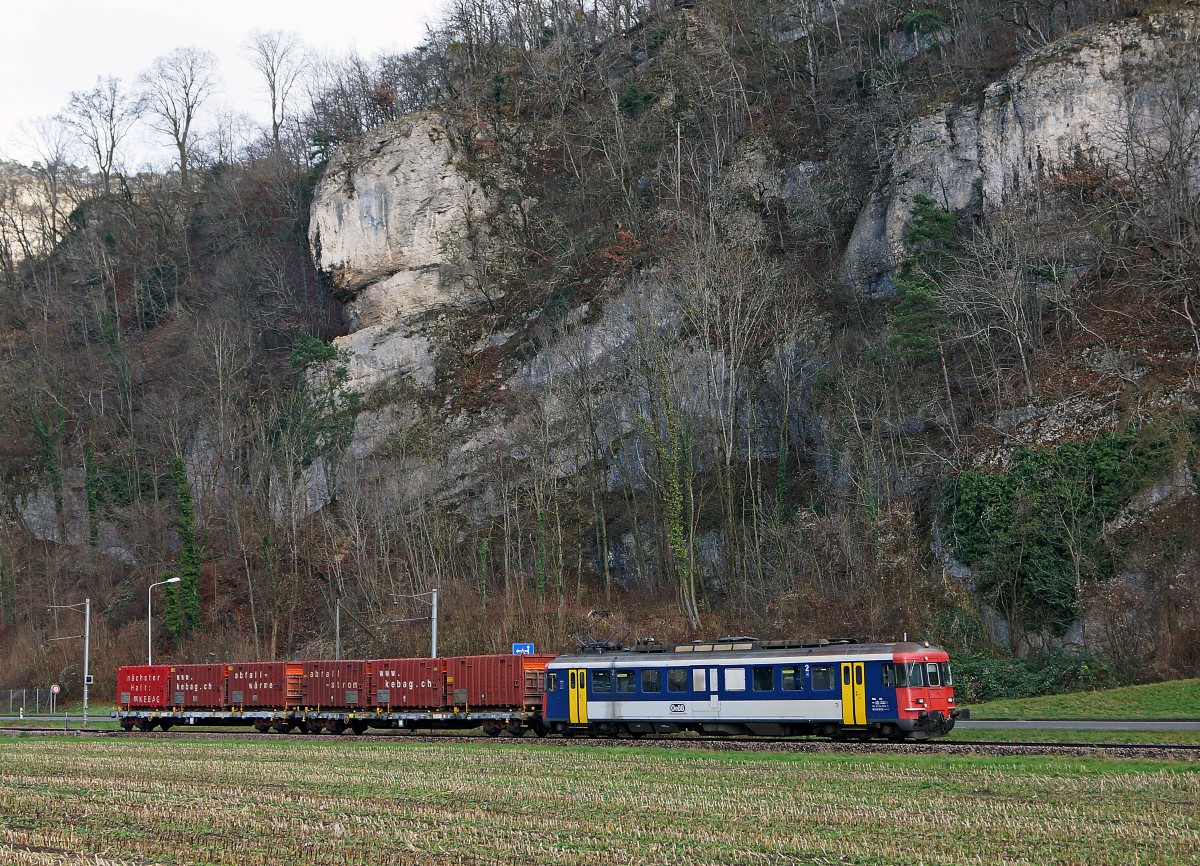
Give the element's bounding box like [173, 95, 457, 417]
[245, 30, 309, 155]
[59, 77, 142, 195]
[672, 231, 775, 599]
[16, 117, 80, 252]
[935, 203, 1081, 404]
[139, 47, 219, 191]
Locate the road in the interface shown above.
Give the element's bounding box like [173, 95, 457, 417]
[957, 719, 1200, 731]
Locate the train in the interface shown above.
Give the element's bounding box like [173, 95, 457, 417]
[113, 637, 967, 740]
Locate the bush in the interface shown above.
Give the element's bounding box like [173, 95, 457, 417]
[945, 428, 1173, 640]
[618, 82, 653, 115]
[901, 10, 947, 35]
[952, 650, 1120, 704]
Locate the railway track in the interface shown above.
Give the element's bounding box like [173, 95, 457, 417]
[2, 725, 1198, 759]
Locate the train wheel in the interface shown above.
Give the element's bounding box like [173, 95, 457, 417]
[270, 722, 293, 734]
[136, 719, 154, 732]
[505, 723, 526, 738]
[532, 721, 549, 738]
[350, 722, 368, 735]
[329, 721, 347, 735]
[881, 725, 905, 742]
[120, 720, 135, 732]
[302, 721, 323, 735]
[159, 722, 174, 732]
[253, 721, 272, 734]
[482, 722, 503, 737]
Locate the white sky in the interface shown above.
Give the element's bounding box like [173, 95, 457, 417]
[1, 0, 441, 167]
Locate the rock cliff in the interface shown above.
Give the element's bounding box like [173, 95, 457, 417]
[844, 11, 1200, 294]
[309, 112, 490, 394]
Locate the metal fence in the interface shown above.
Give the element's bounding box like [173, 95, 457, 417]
[5, 688, 59, 715]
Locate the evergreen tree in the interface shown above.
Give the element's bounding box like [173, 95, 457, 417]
[889, 195, 956, 361]
[165, 456, 201, 637]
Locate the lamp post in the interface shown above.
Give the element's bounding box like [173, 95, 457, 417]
[148, 577, 182, 665]
[47, 598, 91, 727]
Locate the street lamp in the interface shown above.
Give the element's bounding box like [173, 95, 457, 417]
[148, 577, 182, 665]
[47, 598, 91, 727]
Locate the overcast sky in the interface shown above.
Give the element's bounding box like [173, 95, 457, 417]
[1, 0, 440, 167]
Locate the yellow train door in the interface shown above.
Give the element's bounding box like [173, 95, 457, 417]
[569, 668, 588, 724]
[840, 662, 866, 725]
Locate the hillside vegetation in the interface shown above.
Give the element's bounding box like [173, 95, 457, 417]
[0, 0, 1197, 696]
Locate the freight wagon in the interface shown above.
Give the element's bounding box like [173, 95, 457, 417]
[115, 654, 557, 735]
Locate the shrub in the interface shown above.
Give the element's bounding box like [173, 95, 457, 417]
[953, 650, 1120, 703]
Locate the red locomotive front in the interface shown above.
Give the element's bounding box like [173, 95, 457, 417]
[891, 646, 963, 737]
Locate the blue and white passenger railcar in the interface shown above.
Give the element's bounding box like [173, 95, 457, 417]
[543, 639, 961, 739]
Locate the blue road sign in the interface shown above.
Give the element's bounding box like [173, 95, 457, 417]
[512, 643, 535, 655]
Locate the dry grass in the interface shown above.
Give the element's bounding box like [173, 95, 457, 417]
[0, 736, 1197, 865]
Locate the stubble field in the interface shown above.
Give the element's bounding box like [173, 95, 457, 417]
[0, 735, 1197, 865]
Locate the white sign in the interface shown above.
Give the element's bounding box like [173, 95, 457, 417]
[50, 684, 61, 695]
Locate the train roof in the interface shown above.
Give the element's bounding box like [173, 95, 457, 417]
[551, 638, 943, 664]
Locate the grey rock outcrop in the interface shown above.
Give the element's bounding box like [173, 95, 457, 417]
[11, 470, 136, 564]
[844, 11, 1199, 294]
[309, 112, 488, 395]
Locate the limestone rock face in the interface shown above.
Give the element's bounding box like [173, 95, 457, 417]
[309, 112, 487, 396]
[844, 11, 1199, 294]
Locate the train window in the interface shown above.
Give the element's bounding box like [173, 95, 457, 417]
[882, 664, 898, 688]
[546, 673, 557, 692]
[725, 668, 746, 691]
[616, 670, 637, 693]
[781, 667, 803, 691]
[592, 670, 612, 692]
[667, 668, 689, 692]
[569, 671, 577, 689]
[693, 668, 707, 691]
[811, 665, 835, 690]
[904, 663, 925, 687]
[752, 667, 774, 691]
[940, 663, 953, 686]
[926, 663, 941, 687]
[642, 670, 661, 692]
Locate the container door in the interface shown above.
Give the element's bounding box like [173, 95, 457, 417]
[840, 662, 866, 725]
[568, 668, 589, 724]
[286, 664, 305, 707]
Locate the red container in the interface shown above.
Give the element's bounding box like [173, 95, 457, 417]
[170, 664, 226, 708]
[520, 654, 557, 704]
[116, 665, 171, 709]
[443, 654, 557, 708]
[226, 662, 287, 708]
[302, 660, 367, 708]
[370, 658, 444, 709]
